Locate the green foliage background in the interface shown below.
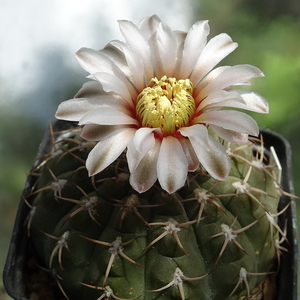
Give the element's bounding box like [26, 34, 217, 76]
[1, 0, 299, 298]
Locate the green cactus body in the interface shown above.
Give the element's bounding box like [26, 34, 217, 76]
[26, 123, 281, 300]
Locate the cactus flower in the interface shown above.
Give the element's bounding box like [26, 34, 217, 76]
[55, 15, 269, 194]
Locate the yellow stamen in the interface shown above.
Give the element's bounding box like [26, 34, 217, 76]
[136, 76, 195, 136]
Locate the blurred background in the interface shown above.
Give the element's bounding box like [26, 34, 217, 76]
[1, 0, 299, 298]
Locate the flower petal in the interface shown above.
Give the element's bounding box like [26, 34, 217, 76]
[76, 47, 137, 102]
[190, 33, 238, 85]
[138, 15, 162, 39]
[86, 127, 135, 176]
[179, 20, 210, 78]
[100, 43, 132, 79]
[178, 138, 200, 172]
[195, 90, 245, 113]
[172, 31, 187, 78]
[210, 125, 249, 143]
[109, 40, 145, 91]
[179, 125, 231, 181]
[193, 66, 230, 95]
[236, 90, 269, 114]
[196, 89, 268, 115]
[91, 72, 135, 107]
[73, 81, 136, 109]
[127, 127, 158, 172]
[118, 19, 154, 82]
[157, 136, 188, 194]
[193, 110, 259, 136]
[197, 64, 264, 98]
[79, 107, 138, 126]
[179, 125, 209, 148]
[74, 81, 106, 98]
[55, 96, 127, 121]
[81, 124, 124, 141]
[76, 47, 114, 75]
[129, 139, 160, 193]
[149, 21, 177, 78]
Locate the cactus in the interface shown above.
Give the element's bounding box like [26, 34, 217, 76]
[24, 122, 286, 300]
[22, 15, 291, 300]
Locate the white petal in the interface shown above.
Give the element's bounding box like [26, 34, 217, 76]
[55, 96, 127, 121]
[101, 42, 129, 69]
[110, 40, 145, 91]
[127, 127, 158, 172]
[129, 139, 160, 193]
[91, 72, 135, 107]
[194, 110, 259, 135]
[236, 90, 269, 114]
[179, 125, 231, 181]
[172, 31, 187, 78]
[76, 47, 114, 75]
[193, 66, 230, 94]
[118, 19, 154, 82]
[210, 125, 249, 143]
[196, 88, 268, 115]
[81, 124, 124, 141]
[195, 90, 245, 113]
[180, 20, 210, 78]
[179, 124, 210, 148]
[149, 21, 177, 77]
[86, 128, 135, 176]
[75, 81, 106, 98]
[157, 136, 188, 194]
[199, 95, 267, 114]
[77, 47, 138, 101]
[190, 33, 238, 85]
[100, 43, 132, 83]
[198, 64, 264, 98]
[79, 107, 138, 126]
[138, 15, 162, 40]
[178, 138, 200, 172]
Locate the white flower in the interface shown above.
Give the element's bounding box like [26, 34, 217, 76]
[55, 15, 268, 194]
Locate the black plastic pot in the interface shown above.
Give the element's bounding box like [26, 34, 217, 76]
[2, 121, 298, 300]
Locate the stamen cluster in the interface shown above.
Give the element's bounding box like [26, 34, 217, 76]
[136, 76, 195, 136]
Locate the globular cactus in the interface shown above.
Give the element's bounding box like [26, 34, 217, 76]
[22, 15, 291, 300]
[24, 122, 285, 300]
